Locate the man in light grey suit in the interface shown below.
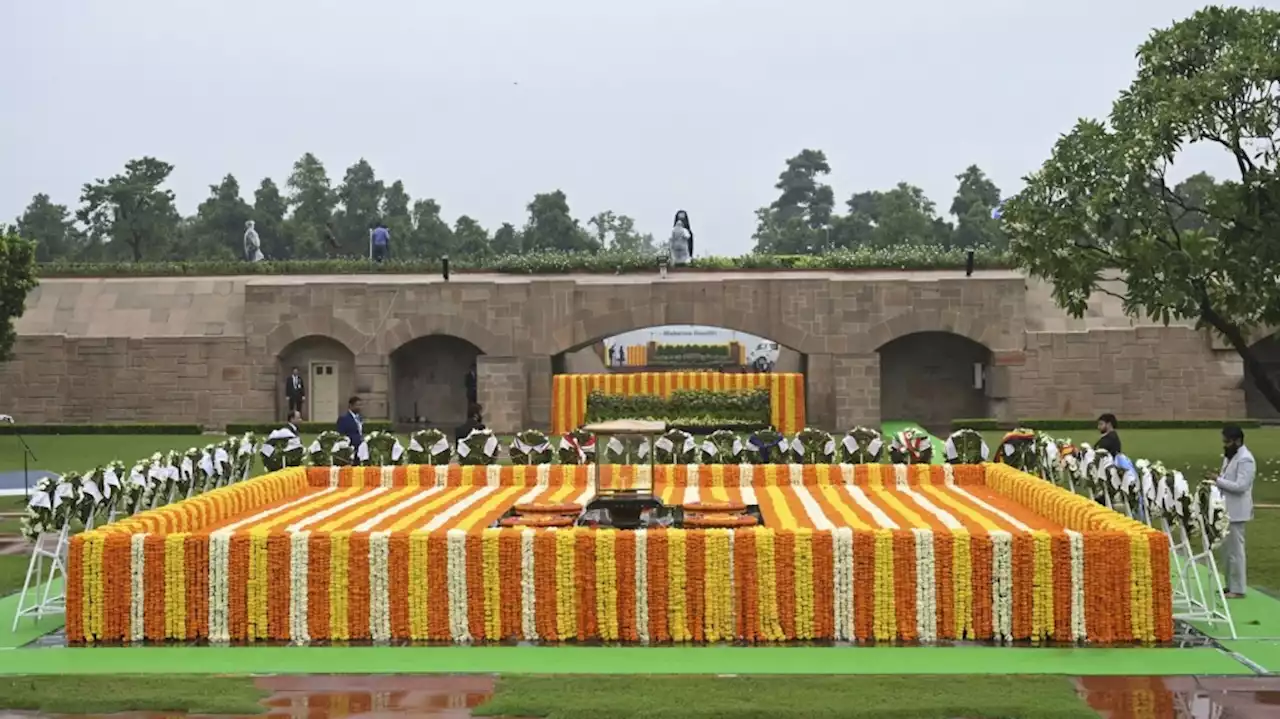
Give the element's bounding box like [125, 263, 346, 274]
[1210, 425, 1254, 598]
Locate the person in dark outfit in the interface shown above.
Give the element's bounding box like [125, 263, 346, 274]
[455, 403, 485, 441]
[285, 366, 306, 418]
[337, 396, 364, 448]
[1096, 413, 1122, 456]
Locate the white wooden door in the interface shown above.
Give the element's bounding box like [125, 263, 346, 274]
[309, 362, 339, 422]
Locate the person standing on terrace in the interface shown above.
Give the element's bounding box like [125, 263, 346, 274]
[1211, 424, 1255, 598]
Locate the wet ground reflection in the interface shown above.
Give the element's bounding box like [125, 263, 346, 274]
[5, 675, 1280, 718]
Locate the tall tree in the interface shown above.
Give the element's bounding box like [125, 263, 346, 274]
[588, 211, 655, 252]
[284, 153, 336, 258]
[0, 230, 37, 362]
[253, 178, 291, 260]
[334, 159, 384, 256]
[1002, 6, 1280, 411]
[16, 194, 83, 262]
[523, 190, 596, 252]
[753, 150, 836, 253]
[453, 216, 491, 258]
[76, 157, 180, 261]
[409, 199, 453, 259]
[189, 174, 252, 259]
[382, 180, 414, 257]
[491, 222, 522, 255]
[950, 165, 1004, 248]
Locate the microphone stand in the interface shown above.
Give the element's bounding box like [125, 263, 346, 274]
[4, 421, 36, 500]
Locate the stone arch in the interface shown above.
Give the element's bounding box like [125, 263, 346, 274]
[862, 309, 1002, 356]
[389, 334, 484, 426]
[377, 314, 508, 357]
[265, 314, 365, 358]
[877, 331, 993, 434]
[276, 335, 358, 422]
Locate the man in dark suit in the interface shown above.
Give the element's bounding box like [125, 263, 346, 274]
[286, 366, 306, 418]
[286, 409, 301, 435]
[336, 395, 364, 448]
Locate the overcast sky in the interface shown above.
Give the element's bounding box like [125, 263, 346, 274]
[0, 0, 1263, 256]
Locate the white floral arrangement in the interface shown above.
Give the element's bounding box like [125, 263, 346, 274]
[1035, 433, 1060, 480]
[1054, 439, 1082, 489]
[889, 428, 933, 465]
[838, 427, 883, 464]
[1193, 482, 1230, 550]
[791, 427, 835, 464]
[232, 432, 258, 482]
[510, 429, 554, 465]
[192, 445, 220, 494]
[996, 428, 1039, 473]
[120, 459, 152, 514]
[90, 461, 126, 520]
[406, 429, 451, 465]
[699, 429, 742, 464]
[21, 474, 79, 540]
[557, 430, 596, 465]
[262, 427, 304, 471]
[457, 428, 500, 466]
[360, 430, 404, 466]
[944, 429, 989, 464]
[653, 428, 696, 464]
[307, 430, 354, 466]
[176, 447, 202, 498]
[745, 428, 789, 464]
[146, 451, 179, 507]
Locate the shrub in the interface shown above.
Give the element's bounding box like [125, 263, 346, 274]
[0, 423, 203, 436]
[225, 420, 393, 435]
[584, 388, 770, 428]
[952, 418, 1261, 431]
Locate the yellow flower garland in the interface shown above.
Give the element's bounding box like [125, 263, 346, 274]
[953, 530, 973, 640]
[483, 529, 502, 641]
[873, 529, 896, 641]
[595, 529, 619, 642]
[754, 527, 784, 642]
[409, 531, 428, 640]
[668, 529, 689, 642]
[329, 531, 350, 642]
[1130, 533, 1154, 643]
[794, 529, 814, 640]
[704, 529, 732, 642]
[555, 529, 576, 640]
[1031, 531, 1053, 641]
[248, 531, 270, 642]
[164, 533, 187, 640]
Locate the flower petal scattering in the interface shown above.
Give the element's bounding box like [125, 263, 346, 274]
[67, 461, 1171, 646]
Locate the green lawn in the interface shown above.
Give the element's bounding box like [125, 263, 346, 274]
[473, 675, 1097, 719]
[0, 434, 219, 475]
[0, 675, 267, 714]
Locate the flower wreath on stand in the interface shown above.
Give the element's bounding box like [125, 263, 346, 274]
[406, 429, 451, 465]
[22, 474, 78, 540]
[653, 428, 696, 464]
[838, 427, 883, 464]
[995, 428, 1038, 473]
[1035, 433, 1060, 481]
[1089, 450, 1127, 512]
[87, 462, 124, 524]
[791, 428, 835, 464]
[745, 428, 788, 464]
[263, 427, 304, 472]
[557, 429, 596, 465]
[122, 460, 151, 515]
[229, 433, 258, 484]
[457, 428, 500, 465]
[944, 429, 989, 464]
[1053, 439, 1081, 490]
[603, 434, 648, 464]
[1193, 482, 1230, 550]
[308, 431, 353, 467]
[699, 429, 742, 464]
[889, 428, 933, 465]
[510, 429, 554, 465]
[207, 442, 232, 489]
[178, 447, 203, 499]
[148, 451, 180, 507]
[360, 430, 405, 466]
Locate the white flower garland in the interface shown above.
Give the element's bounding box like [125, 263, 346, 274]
[520, 529, 537, 641]
[131, 532, 147, 643]
[1067, 530, 1086, 642]
[446, 529, 471, 643]
[369, 532, 392, 643]
[289, 531, 310, 645]
[833, 527, 854, 642]
[914, 528, 937, 643]
[991, 531, 1013, 643]
[208, 531, 231, 644]
[635, 529, 650, 644]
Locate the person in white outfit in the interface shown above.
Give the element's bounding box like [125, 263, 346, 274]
[669, 210, 693, 266]
[243, 220, 264, 262]
[1210, 424, 1255, 598]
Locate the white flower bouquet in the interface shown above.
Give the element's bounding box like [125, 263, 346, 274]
[838, 427, 883, 464]
[262, 427, 304, 471]
[359, 430, 404, 466]
[307, 430, 350, 466]
[21, 474, 77, 540]
[944, 429, 989, 464]
[406, 429, 451, 465]
[510, 429, 554, 465]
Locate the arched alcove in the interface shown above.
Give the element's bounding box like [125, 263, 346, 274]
[277, 335, 357, 423]
[1244, 333, 1280, 420]
[878, 332, 992, 434]
[390, 335, 484, 426]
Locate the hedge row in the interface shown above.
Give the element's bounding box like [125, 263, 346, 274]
[0, 423, 204, 436]
[585, 388, 771, 427]
[952, 418, 1262, 431]
[36, 246, 1011, 278]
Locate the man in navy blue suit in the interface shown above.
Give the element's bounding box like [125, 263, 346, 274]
[336, 395, 364, 448]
